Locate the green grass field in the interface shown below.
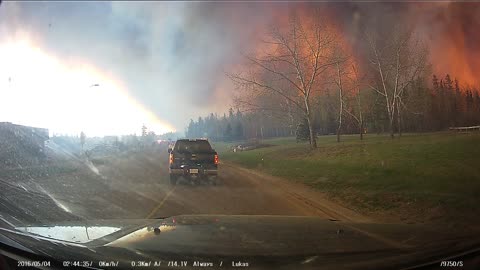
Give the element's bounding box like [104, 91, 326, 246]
[211, 132, 480, 224]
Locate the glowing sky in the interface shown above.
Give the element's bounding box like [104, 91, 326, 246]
[0, 1, 272, 137]
[0, 31, 173, 136]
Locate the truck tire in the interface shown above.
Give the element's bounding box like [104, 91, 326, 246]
[169, 174, 178, 185]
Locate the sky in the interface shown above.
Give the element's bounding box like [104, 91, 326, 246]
[0, 1, 478, 136]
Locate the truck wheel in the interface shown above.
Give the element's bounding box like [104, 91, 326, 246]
[169, 174, 178, 185]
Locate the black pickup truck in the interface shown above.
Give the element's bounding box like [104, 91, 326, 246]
[168, 139, 219, 185]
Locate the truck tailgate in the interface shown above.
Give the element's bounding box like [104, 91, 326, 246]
[173, 151, 215, 165]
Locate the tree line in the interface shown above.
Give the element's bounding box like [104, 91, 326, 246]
[185, 108, 294, 142]
[186, 74, 480, 142]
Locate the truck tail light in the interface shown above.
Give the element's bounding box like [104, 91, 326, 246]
[169, 153, 174, 165]
[214, 154, 219, 165]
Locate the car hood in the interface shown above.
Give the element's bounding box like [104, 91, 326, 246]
[3, 215, 479, 269]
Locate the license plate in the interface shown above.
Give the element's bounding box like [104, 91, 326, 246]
[189, 169, 199, 174]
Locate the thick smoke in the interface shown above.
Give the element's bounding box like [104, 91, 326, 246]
[325, 2, 480, 86]
[422, 2, 480, 86]
[0, 2, 478, 132]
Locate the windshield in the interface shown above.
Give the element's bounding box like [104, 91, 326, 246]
[0, 1, 479, 269]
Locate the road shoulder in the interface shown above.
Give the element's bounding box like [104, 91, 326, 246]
[222, 162, 372, 223]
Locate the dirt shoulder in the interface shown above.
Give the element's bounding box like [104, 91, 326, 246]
[223, 161, 480, 232]
[222, 162, 372, 223]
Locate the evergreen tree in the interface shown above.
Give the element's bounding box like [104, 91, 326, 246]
[432, 75, 439, 92]
[452, 78, 461, 126]
[475, 91, 480, 124]
[198, 117, 204, 137]
[444, 74, 455, 126]
[466, 90, 475, 125]
[186, 119, 195, 138]
[234, 121, 244, 140]
[224, 123, 233, 141]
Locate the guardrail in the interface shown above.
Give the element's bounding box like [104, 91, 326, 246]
[449, 126, 480, 132]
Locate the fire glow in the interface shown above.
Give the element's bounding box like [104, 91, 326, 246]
[0, 31, 175, 136]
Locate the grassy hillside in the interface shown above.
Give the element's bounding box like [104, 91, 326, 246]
[212, 133, 480, 225]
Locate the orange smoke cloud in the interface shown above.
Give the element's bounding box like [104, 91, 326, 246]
[432, 32, 478, 87]
[411, 2, 480, 87]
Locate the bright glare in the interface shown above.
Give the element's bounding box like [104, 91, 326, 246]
[0, 33, 174, 137]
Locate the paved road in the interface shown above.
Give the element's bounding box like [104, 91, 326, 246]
[0, 146, 366, 226]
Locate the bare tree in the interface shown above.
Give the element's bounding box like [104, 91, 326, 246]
[366, 25, 428, 139]
[330, 45, 366, 142]
[333, 60, 345, 142]
[396, 98, 403, 137]
[228, 12, 337, 148]
[343, 63, 366, 140]
[330, 45, 353, 143]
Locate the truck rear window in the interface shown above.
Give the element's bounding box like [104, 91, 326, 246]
[174, 140, 213, 153]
